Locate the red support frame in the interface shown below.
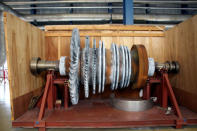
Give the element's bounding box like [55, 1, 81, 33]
[35, 71, 69, 131]
[37, 72, 52, 121]
[144, 70, 184, 128]
[162, 73, 168, 108]
[64, 81, 69, 109]
[14, 70, 190, 131]
[163, 72, 184, 128]
[143, 82, 150, 100]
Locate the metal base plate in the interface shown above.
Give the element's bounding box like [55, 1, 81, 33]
[13, 99, 197, 128]
[110, 94, 153, 112]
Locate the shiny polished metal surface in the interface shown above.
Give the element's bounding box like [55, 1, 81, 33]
[111, 94, 153, 112]
[30, 57, 41, 74]
[119, 45, 125, 88]
[97, 40, 102, 93]
[155, 61, 180, 73]
[101, 41, 106, 93]
[126, 46, 131, 87]
[30, 57, 59, 74]
[114, 44, 119, 90]
[110, 43, 116, 91]
[123, 46, 128, 88]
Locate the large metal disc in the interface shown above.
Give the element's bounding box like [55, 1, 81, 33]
[111, 94, 153, 112]
[69, 28, 80, 105]
[101, 41, 106, 92]
[119, 45, 125, 88]
[110, 43, 116, 91]
[83, 36, 90, 98]
[92, 39, 97, 94]
[97, 40, 102, 93]
[131, 45, 148, 89]
[126, 46, 131, 87]
[114, 44, 119, 90]
[123, 46, 128, 88]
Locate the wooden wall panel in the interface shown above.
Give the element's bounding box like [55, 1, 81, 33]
[164, 15, 197, 112]
[60, 37, 70, 57]
[45, 37, 58, 60]
[45, 26, 165, 63]
[4, 12, 45, 120]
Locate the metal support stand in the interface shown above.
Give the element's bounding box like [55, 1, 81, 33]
[143, 70, 184, 128]
[13, 69, 191, 131]
[34, 71, 69, 131]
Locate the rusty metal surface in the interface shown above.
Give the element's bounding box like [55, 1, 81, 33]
[131, 45, 148, 89]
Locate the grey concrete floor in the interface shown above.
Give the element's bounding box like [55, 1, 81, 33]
[0, 81, 197, 131]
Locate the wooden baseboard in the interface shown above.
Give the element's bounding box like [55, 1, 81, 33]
[174, 87, 197, 113]
[12, 88, 42, 120]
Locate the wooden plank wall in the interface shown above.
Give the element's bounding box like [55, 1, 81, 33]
[164, 15, 197, 112]
[45, 25, 165, 63]
[4, 12, 45, 120]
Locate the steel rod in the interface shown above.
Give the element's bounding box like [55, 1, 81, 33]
[4, 0, 197, 5]
[134, 1, 197, 4]
[23, 14, 191, 22]
[4, 0, 122, 5]
[12, 6, 197, 11]
[13, 6, 122, 10]
[134, 7, 197, 10]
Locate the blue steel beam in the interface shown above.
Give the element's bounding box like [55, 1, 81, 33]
[123, 0, 134, 25]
